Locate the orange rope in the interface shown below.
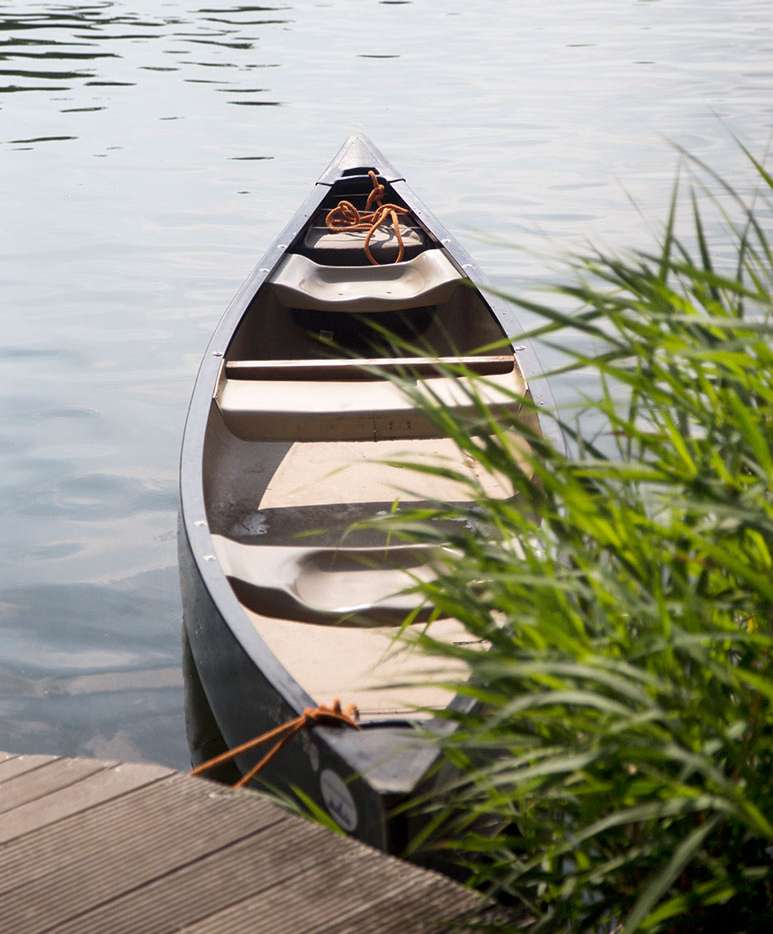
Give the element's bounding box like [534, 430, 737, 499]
[325, 169, 410, 266]
[190, 698, 360, 789]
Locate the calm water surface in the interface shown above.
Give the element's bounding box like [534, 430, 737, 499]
[1, 0, 770, 767]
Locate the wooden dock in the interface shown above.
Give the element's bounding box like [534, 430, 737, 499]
[0, 751, 486, 932]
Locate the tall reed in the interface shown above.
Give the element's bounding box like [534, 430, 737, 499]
[384, 153, 772, 932]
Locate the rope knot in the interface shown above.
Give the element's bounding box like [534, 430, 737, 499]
[365, 169, 385, 210]
[191, 698, 360, 789]
[304, 698, 360, 728]
[324, 169, 410, 265]
[325, 199, 360, 229]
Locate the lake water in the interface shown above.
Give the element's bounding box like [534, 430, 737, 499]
[1, 0, 770, 768]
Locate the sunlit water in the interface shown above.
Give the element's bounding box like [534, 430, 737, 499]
[1, 0, 770, 767]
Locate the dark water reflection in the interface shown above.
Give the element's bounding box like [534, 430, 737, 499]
[0, 0, 770, 768]
[0, 1, 289, 108]
[0, 568, 185, 764]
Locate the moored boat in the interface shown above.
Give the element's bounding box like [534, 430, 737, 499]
[178, 135, 555, 852]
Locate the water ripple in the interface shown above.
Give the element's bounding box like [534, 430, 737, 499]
[0, 1, 282, 124]
[8, 134, 77, 143]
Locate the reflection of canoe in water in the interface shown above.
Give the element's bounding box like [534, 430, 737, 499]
[178, 135, 552, 851]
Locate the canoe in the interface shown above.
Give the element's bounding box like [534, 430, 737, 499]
[178, 135, 555, 852]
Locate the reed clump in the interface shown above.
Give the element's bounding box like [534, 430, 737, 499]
[387, 153, 773, 932]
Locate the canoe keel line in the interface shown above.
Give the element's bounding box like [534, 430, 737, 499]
[178, 135, 553, 852]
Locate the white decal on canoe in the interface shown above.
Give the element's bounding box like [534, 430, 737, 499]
[320, 769, 358, 831]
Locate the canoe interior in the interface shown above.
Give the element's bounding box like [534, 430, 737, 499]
[200, 167, 539, 721]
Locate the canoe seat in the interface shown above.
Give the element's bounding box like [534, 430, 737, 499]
[304, 223, 425, 255]
[211, 536, 437, 626]
[269, 251, 462, 312]
[216, 369, 526, 442]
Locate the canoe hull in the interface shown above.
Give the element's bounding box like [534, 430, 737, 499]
[178, 135, 561, 852]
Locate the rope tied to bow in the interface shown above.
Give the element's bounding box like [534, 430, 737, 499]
[325, 169, 410, 266]
[190, 698, 360, 789]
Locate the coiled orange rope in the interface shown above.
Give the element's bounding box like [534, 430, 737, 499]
[191, 699, 360, 789]
[325, 169, 410, 265]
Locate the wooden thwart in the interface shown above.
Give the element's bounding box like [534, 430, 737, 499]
[225, 353, 514, 380]
[217, 366, 525, 443]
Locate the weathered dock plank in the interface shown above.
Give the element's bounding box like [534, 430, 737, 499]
[0, 760, 173, 845]
[0, 754, 57, 784]
[0, 756, 112, 817]
[0, 752, 483, 933]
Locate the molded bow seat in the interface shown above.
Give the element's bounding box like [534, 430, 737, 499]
[211, 536, 438, 625]
[216, 368, 526, 442]
[303, 231, 426, 265]
[269, 251, 462, 312]
[304, 223, 425, 253]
